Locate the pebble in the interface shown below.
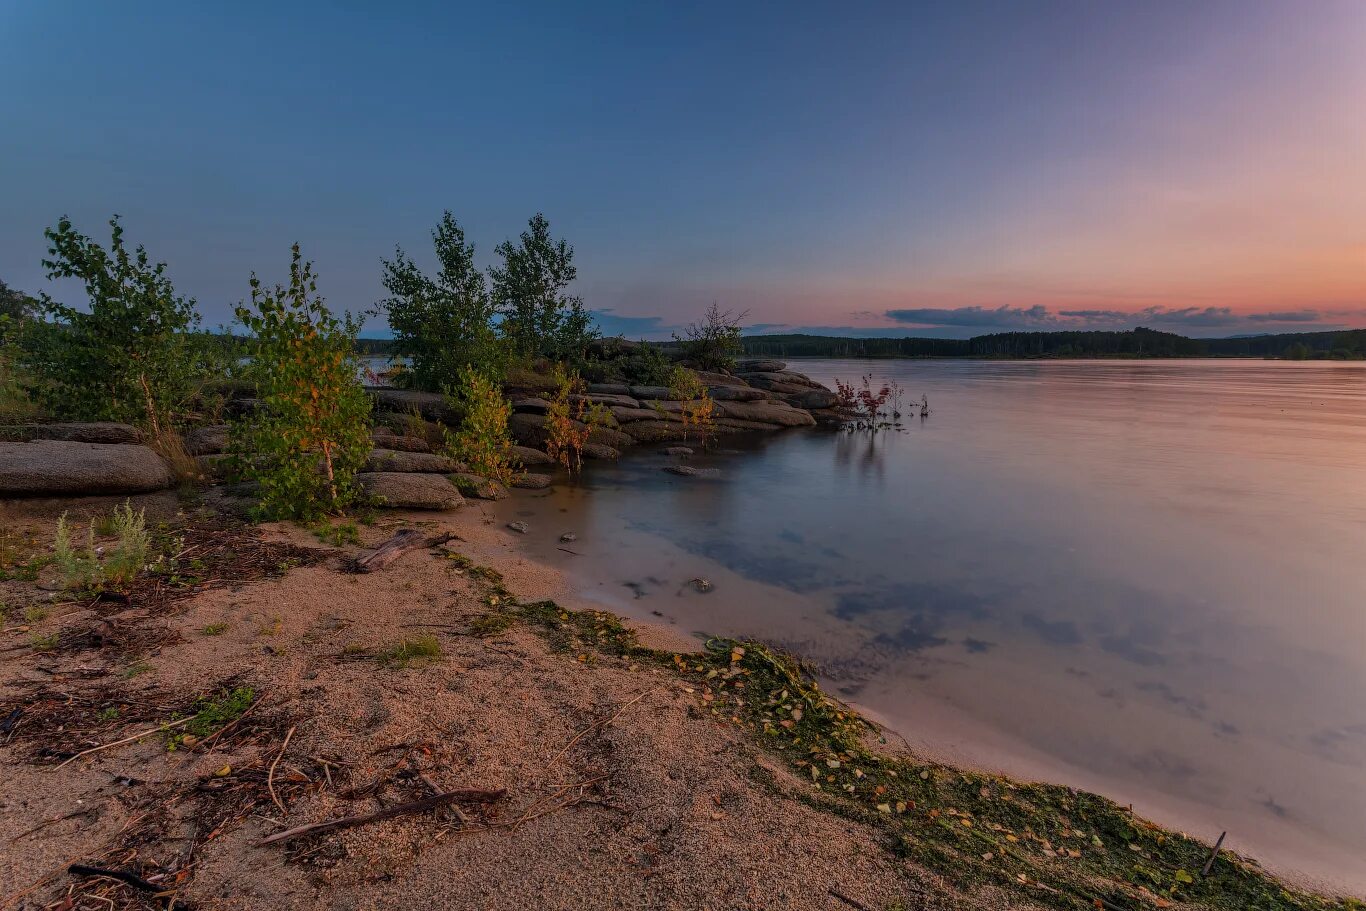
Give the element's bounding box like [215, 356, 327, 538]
[507, 521, 529, 534]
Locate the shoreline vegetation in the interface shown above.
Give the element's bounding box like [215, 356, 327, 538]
[2, 213, 1363, 908]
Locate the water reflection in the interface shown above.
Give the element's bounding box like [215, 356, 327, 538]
[497, 359, 1366, 892]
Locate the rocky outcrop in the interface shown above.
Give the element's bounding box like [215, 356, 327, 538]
[449, 472, 510, 500]
[0, 422, 143, 445]
[571, 392, 639, 409]
[508, 413, 634, 451]
[706, 385, 767, 402]
[357, 472, 463, 509]
[370, 430, 431, 453]
[585, 383, 631, 396]
[512, 398, 551, 415]
[0, 441, 172, 496]
[615, 420, 693, 443]
[735, 358, 787, 373]
[581, 443, 620, 460]
[511, 445, 555, 466]
[713, 400, 816, 427]
[365, 388, 456, 422]
[511, 473, 552, 490]
[784, 388, 841, 410]
[184, 424, 229, 455]
[627, 385, 677, 402]
[364, 449, 465, 474]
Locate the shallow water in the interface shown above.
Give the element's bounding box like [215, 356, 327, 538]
[497, 358, 1366, 893]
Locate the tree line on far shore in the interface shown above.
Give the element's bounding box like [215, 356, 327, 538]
[740, 326, 1366, 360]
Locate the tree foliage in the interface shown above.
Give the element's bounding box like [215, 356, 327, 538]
[489, 214, 596, 360]
[676, 303, 744, 372]
[442, 366, 516, 485]
[379, 212, 502, 391]
[18, 216, 203, 425]
[229, 245, 372, 521]
[0, 279, 36, 340]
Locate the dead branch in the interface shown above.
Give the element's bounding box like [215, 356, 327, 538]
[267, 725, 296, 815]
[55, 717, 195, 769]
[548, 690, 651, 766]
[256, 788, 505, 846]
[350, 530, 457, 573]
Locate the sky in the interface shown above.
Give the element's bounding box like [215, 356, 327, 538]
[1, 1, 1363, 339]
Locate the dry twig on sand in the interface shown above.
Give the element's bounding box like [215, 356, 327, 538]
[256, 788, 506, 846]
[548, 690, 651, 766]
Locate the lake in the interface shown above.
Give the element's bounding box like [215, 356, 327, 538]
[495, 358, 1366, 893]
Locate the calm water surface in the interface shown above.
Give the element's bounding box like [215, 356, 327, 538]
[497, 359, 1366, 892]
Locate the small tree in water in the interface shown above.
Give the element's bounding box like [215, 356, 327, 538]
[229, 246, 372, 521]
[379, 212, 502, 390]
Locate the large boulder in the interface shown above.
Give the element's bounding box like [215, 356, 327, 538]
[0, 422, 143, 445]
[357, 472, 463, 509]
[511, 445, 554, 466]
[689, 370, 739, 386]
[619, 420, 693, 443]
[365, 448, 465, 473]
[364, 388, 456, 422]
[707, 385, 767, 402]
[581, 443, 620, 460]
[370, 430, 431, 453]
[0, 441, 172, 496]
[735, 359, 787, 373]
[512, 397, 551, 415]
[511, 473, 552, 490]
[183, 424, 229, 455]
[710, 418, 785, 434]
[628, 385, 678, 402]
[610, 406, 681, 424]
[508, 413, 633, 451]
[449, 472, 510, 500]
[585, 382, 631, 396]
[714, 400, 817, 427]
[784, 388, 841, 410]
[736, 370, 824, 392]
[570, 392, 639, 409]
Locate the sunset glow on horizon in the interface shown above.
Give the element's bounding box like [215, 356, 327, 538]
[2, 1, 1363, 338]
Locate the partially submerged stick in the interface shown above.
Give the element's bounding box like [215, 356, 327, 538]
[1201, 830, 1227, 877]
[350, 530, 456, 573]
[256, 788, 505, 846]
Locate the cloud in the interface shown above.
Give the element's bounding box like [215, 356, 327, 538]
[885, 305, 1055, 328]
[879, 304, 1355, 335]
[589, 309, 679, 339]
[1247, 310, 1322, 322]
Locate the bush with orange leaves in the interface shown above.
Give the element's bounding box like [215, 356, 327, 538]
[668, 366, 715, 444]
[228, 245, 372, 520]
[543, 367, 611, 473]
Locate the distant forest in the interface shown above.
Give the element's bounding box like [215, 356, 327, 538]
[736, 327, 1366, 360]
[354, 326, 1366, 361]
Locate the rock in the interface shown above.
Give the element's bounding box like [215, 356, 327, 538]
[663, 446, 693, 457]
[689, 370, 738, 386]
[508, 413, 633, 450]
[690, 577, 715, 593]
[736, 370, 824, 391]
[195, 453, 231, 480]
[0, 441, 172, 496]
[371, 431, 431, 453]
[357, 472, 463, 509]
[511, 445, 555, 466]
[581, 443, 620, 460]
[364, 449, 465, 473]
[807, 407, 852, 425]
[512, 397, 551, 415]
[710, 418, 785, 434]
[706, 385, 767, 402]
[571, 392, 639, 409]
[183, 424, 229, 455]
[585, 383, 631, 396]
[364, 387, 455, 422]
[559, 532, 577, 543]
[512, 473, 552, 490]
[618, 420, 692, 443]
[663, 465, 721, 478]
[628, 385, 677, 401]
[449, 472, 510, 500]
[610, 406, 680, 424]
[507, 521, 529, 534]
[735, 358, 787, 373]
[714, 400, 816, 427]
[785, 388, 841, 410]
[0, 422, 143, 444]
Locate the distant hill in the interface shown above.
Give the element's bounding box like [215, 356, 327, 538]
[739, 327, 1366, 360]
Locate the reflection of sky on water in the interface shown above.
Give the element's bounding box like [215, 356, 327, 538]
[499, 359, 1366, 890]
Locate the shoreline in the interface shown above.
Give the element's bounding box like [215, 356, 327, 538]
[483, 486, 1366, 897]
[1, 492, 1361, 908]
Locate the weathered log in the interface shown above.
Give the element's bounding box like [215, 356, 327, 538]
[350, 529, 456, 573]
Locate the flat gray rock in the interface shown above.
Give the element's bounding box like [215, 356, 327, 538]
[663, 465, 721, 478]
[183, 424, 230, 455]
[512, 473, 552, 490]
[357, 471, 464, 509]
[0, 440, 172, 496]
[0, 422, 143, 444]
[364, 448, 465, 473]
[449, 471, 510, 500]
[511, 445, 555, 466]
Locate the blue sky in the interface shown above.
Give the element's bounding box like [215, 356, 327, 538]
[2, 1, 1362, 338]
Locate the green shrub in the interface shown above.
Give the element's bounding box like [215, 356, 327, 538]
[442, 367, 516, 485]
[582, 339, 674, 385]
[16, 216, 208, 427]
[380, 212, 504, 391]
[378, 635, 442, 668]
[229, 246, 372, 521]
[53, 501, 149, 591]
[489, 214, 597, 361]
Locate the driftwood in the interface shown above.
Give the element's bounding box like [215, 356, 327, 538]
[350, 530, 456, 573]
[256, 787, 505, 846]
[1201, 830, 1227, 877]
